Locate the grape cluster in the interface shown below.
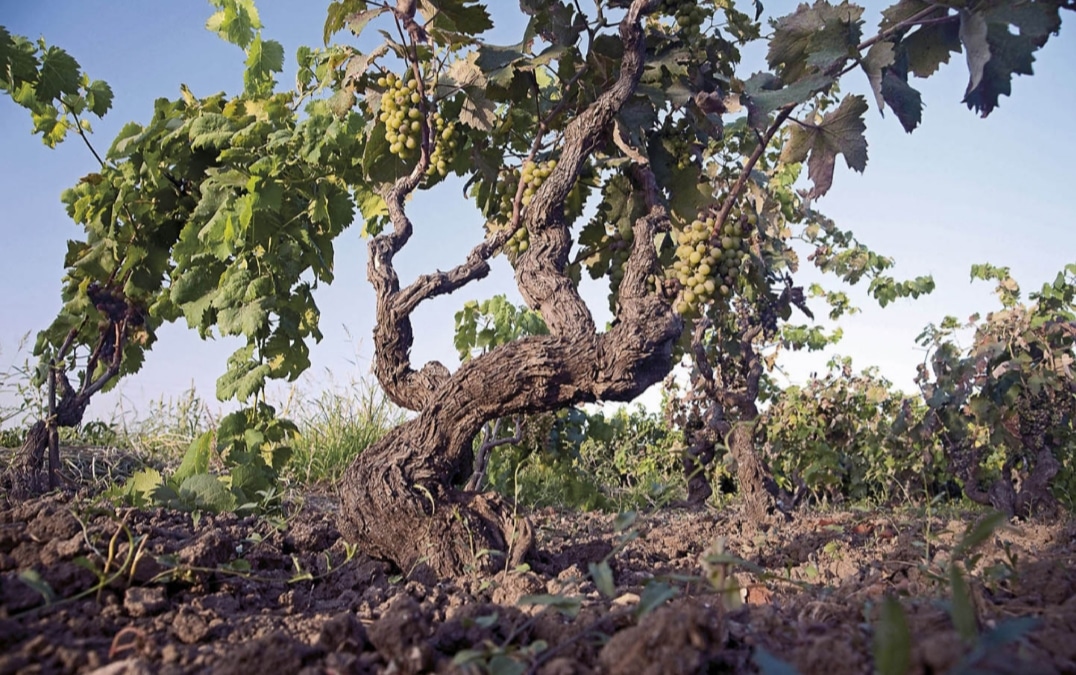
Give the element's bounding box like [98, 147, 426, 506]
[377, 72, 423, 159]
[486, 159, 560, 258]
[667, 206, 755, 315]
[428, 114, 459, 177]
[659, 0, 708, 31]
[520, 159, 557, 207]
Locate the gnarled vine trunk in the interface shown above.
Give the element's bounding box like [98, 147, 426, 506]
[339, 316, 679, 576]
[338, 1, 681, 576]
[677, 316, 793, 524]
[680, 401, 789, 524]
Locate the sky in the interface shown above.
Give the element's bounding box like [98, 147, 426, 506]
[1, 1, 1074, 426]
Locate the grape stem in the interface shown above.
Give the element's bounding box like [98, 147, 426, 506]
[710, 107, 792, 240]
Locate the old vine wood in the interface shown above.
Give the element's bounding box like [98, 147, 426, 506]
[1, 0, 1070, 574]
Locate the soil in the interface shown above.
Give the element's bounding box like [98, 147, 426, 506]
[1, 486, 1074, 674]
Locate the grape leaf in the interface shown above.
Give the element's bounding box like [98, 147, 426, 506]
[35, 45, 81, 102]
[189, 113, 235, 149]
[744, 72, 834, 130]
[767, 1, 864, 81]
[959, 10, 991, 96]
[459, 88, 497, 131]
[421, 0, 494, 36]
[879, 0, 932, 30]
[206, 0, 262, 49]
[861, 41, 895, 112]
[347, 7, 388, 38]
[881, 68, 922, 133]
[323, 0, 368, 44]
[962, 3, 1063, 117]
[0, 28, 40, 87]
[244, 36, 284, 97]
[901, 18, 961, 78]
[780, 94, 868, 198]
[174, 432, 214, 483]
[84, 79, 113, 117]
[177, 473, 237, 512]
[218, 352, 273, 400]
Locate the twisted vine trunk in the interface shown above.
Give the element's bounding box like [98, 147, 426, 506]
[681, 403, 788, 524]
[339, 317, 679, 577]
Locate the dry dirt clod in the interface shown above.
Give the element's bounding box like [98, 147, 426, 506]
[598, 598, 727, 675]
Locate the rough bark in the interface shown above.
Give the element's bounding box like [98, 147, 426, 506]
[3, 301, 129, 497]
[956, 444, 1060, 518]
[724, 416, 779, 524]
[3, 365, 95, 497]
[1014, 447, 1061, 517]
[338, 0, 679, 576]
[339, 312, 679, 576]
[677, 317, 788, 523]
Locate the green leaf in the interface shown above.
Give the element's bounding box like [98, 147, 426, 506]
[35, 45, 81, 102]
[970, 617, 1038, 655]
[128, 468, 165, 498]
[347, 7, 388, 38]
[880, 68, 922, 133]
[244, 36, 284, 96]
[961, 3, 1062, 117]
[217, 354, 272, 401]
[421, 0, 494, 37]
[902, 19, 961, 78]
[323, 0, 368, 44]
[107, 121, 146, 159]
[767, 1, 864, 81]
[636, 581, 677, 618]
[613, 510, 637, 532]
[744, 72, 835, 130]
[780, 94, 868, 198]
[177, 473, 237, 512]
[459, 88, 497, 132]
[174, 432, 214, 483]
[189, 113, 235, 149]
[84, 79, 113, 117]
[589, 561, 615, 597]
[874, 597, 911, 675]
[0, 28, 40, 88]
[861, 41, 895, 113]
[355, 184, 388, 237]
[953, 511, 1007, 560]
[487, 655, 526, 675]
[949, 564, 978, 642]
[206, 0, 262, 49]
[959, 10, 990, 97]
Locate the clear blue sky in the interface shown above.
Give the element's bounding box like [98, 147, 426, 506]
[1, 1, 1074, 423]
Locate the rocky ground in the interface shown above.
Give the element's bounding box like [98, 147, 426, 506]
[1, 484, 1074, 674]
